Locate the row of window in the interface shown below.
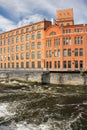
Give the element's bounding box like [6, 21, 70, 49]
[0, 51, 41, 61]
[46, 48, 83, 58]
[0, 61, 41, 69]
[63, 28, 84, 34]
[46, 36, 83, 47]
[0, 32, 41, 46]
[0, 25, 42, 39]
[46, 60, 83, 69]
[0, 42, 41, 54]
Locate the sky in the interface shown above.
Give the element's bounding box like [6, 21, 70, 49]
[0, 0, 87, 33]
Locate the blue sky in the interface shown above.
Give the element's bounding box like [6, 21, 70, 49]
[0, 0, 87, 33]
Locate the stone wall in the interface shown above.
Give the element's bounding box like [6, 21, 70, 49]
[0, 69, 87, 85]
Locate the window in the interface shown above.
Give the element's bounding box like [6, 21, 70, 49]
[80, 60, 83, 69]
[37, 61, 41, 68]
[12, 46, 14, 52]
[26, 34, 30, 41]
[16, 31, 19, 34]
[32, 33, 35, 40]
[46, 40, 51, 47]
[63, 49, 67, 57]
[12, 63, 14, 68]
[16, 62, 19, 68]
[46, 62, 49, 68]
[21, 53, 24, 60]
[0, 41, 2, 46]
[31, 42, 35, 49]
[31, 52, 35, 59]
[37, 31, 41, 38]
[68, 61, 71, 68]
[74, 28, 82, 33]
[21, 44, 24, 51]
[54, 61, 57, 68]
[26, 62, 29, 68]
[68, 49, 71, 56]
[54, 50, 57, 57]
[16, 36, 19, 43]
[58, 50, 60, 57]
[21, 62, 24, 68]
[63, 37, 71, 45]
[12, 54, 15, 60]
[75, 48, 78, 56]
[16, 45, 19, 52]
[8, 63, 10, 68]
[4, 40, 6, 45]
[16, 54, 19, 60]
[4, 34, 6, 38]
[49, 50, 52, 57]
[12, 38, 14, 44]
[37, 51, 41, 59]
[21, 29, 24, 34]
[63, 29, 71, 34]
[46, 51, 49, 58]
[26, 52, 29, 59]
[21, 35, 24, 42]
[0, 48, 2, 54]
[50, 32, 56, 36]
[49, 61, 52, 68]
[54, 38, 60, 46]
[79, 48, 83, 56]
[8, 46, 10, 53]
[12, 32, 14, 36]
[4, 63, 6, 68]
[37, 42, 41, 49]
[26, 43, 30, 50]
[8, 39, 10, 44]
[37, 25, 41, 29]
[32, 62, 35, 68]
[63, 61, 67, 68]
[75, 61, 78, 68]
[4, 48, 6, 53]
[58, 61, 60, 68]
[32, 26, 35, 30]
[74, 36, 83, 44]
[26, 28, 29, 32]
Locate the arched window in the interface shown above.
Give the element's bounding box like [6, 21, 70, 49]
[49, 32, 56, 36]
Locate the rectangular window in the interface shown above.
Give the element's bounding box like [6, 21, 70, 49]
[37, 31, 41, 39]
[26, 43, 30, 50]
[4, 48, 6, 53]
[31, 42, 35, 49]
[31, 52, 35, 59]
[16, 45, 19, 52]
[68, 61, 71, 68]
[21, 62, 24, 68]
[21, 35, 24, 42]
[37, 61, 41, 68]
[26, 62, 29, 68]
[79, 48, 83, 56]
[46, 51, 49, 58]
[12, 63, 14, 68]
[26, 52, 29, 59]
[75, 48, 78, 56]
[54, 61, 57, 68]
[16, 36, 19, 43]
[46, 40, 52, 47]
[63, 61, 67, 68]
[8, 46, 10, 52]
[8, 63, 10, 68]
[4, 40, 6, 45]
[12, 38, 14, 44]
[26, 28, 29, 32]
[63, 37, 71, 45]
[58, 61, 60, 68]
[37, 51, 41, 59]
[32, 62, 35, 68]
[54, 38, 60, 46]
[58, 50, 60, 57]
[80, 60, 83, 69]
[75, 61, 78, 68]
[16, 62, 19, 68]
[4, 63, 6, 68]
[12, 54, 15, 60]
[63, 49, 67, 57]
[21, 44, 24, 51]
[49, 50, 52, 57]
[21, 53, 24, 60]
[16, 54, 19, 60]
[54, 50, 57, 57]
[37, 42, 41, 49]
[12, 46, 14, 52]
[49, 61, 52, 68]
[68, 49, 71, 56]
[8, 39, 10, 44]
[74, 36, 83, 44]
[26, 34, 30, 41]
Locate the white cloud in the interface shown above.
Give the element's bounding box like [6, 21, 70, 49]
[0, 15, 16, 33]
[0, 0, 87, 33]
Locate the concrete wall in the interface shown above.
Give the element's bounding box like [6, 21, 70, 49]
[0, 69, 87, 85]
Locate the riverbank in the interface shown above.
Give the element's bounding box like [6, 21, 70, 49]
[0, 69, 87, 85]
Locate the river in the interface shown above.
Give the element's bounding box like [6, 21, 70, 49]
[0, 80, 87, 130]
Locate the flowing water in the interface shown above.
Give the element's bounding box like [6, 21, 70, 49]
[0, 80, 87, 130]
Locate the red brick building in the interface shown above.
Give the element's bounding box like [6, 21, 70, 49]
[0, 8, 87, 71]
